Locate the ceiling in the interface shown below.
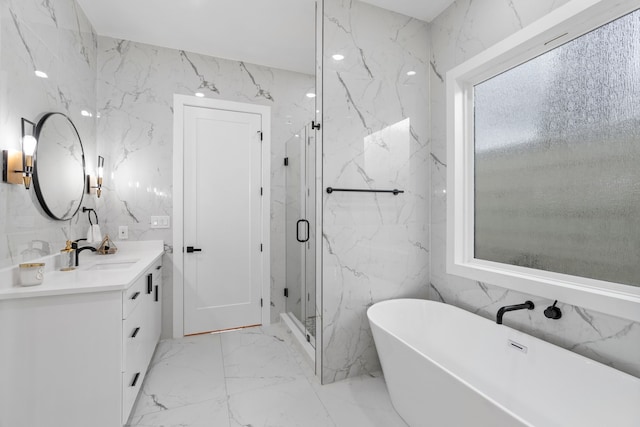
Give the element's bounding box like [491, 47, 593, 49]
[76, 0, 454, 75]
[362, 0, 454, 22]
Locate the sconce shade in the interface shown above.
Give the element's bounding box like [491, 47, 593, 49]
[97, 155, 104, 179]
[2, 117, 37, 189]
[22, 135, 37, 156]
[87, 155, 105, 197]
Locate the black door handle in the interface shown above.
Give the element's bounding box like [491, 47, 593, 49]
[296, 219, 310, 243]
[186, 246, 202, 253]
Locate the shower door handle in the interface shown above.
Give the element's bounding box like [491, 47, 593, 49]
[296, 219, 310, 243]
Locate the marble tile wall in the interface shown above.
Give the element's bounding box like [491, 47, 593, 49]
[0, 0, 97, 269]
[96, 37, 315, 332]
[429, 0, 640, 378]
[321, 0, 430, 383]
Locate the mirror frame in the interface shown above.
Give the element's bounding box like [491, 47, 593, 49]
[32, 112, 86, 221]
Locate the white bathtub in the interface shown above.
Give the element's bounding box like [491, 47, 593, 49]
[368, 299, 640, 427]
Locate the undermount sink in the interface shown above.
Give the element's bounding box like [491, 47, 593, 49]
[87, 261, 138, 271]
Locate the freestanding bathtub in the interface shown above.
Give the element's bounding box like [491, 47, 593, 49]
[368, 299, 640, 427]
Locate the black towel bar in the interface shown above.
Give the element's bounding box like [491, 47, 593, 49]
[326, 187, 404, 195]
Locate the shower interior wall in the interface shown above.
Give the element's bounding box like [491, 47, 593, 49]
[320, 0, 431, 384]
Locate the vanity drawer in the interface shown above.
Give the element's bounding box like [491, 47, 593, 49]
[122, 363, 147, 424]
[122, 303, 156, 370]
[122, 274, 147, 319]
[151, 259, 162, 283]
[123, 304, 145, 370]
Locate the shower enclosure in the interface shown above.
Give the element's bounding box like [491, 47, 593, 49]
[284, 123, 316, 350]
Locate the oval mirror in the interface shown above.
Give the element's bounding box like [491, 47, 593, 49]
[33, 113, 85, 220]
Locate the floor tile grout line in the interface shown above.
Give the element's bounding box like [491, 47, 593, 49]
[302, 370, 339, 427]
[275, 323, 339, 427]
[218, 332, 233, 427]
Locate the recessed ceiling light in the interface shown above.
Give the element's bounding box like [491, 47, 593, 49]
[406, 71, 417, 76]
[332, 54, 345, 61]
[306, 92, 316, 98]
[81, 110, 92, 117]
[35, 70, 48, 78]
[195, 92, 205, 97]
[295, 134, 300, 138]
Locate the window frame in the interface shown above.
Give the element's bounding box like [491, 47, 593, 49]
[446, 0, 640, 322]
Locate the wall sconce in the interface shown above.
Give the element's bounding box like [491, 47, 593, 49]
[87, 155, 104, 197]
[2, 118, 37, 189]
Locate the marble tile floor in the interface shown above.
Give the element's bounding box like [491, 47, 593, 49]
[126, 322, 408, 427]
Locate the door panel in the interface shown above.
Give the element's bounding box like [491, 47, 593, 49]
[285, 134, 304, 322]
[183, 105, 262, 334]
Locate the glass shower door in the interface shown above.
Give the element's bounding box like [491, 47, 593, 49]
[285, 124, 316, 348]
[285, 132, 304, 326]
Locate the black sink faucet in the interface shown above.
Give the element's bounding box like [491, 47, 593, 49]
[72, 238, 97, 266]
[496, 301, 534, 324]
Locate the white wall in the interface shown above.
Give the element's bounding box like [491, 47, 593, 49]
[96, 37, 315, 333]
[429, 0, 640, 377]
[0, 0, 98, 268]
[321, 0, 431, 383]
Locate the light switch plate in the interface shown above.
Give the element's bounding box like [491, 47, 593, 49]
[118, 225, 128, 239]
[150, 215, 170, 229]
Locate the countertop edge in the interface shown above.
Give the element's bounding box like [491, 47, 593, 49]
[0, 246, 164, 301]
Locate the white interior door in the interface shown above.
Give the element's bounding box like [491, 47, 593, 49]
[183, 105, 263, 334]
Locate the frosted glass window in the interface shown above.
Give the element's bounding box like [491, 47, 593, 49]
[474, 9, 640, 287]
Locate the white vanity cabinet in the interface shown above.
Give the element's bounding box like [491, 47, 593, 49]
[0, 248, 163, 427]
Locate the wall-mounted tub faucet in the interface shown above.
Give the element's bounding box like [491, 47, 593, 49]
[496, 301, 534, 324]
[544, 300, 562, 320]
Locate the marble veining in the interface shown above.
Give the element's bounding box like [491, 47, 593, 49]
[0, 0, 98, 269]
[429, 0, 640, 378]
[96, 36, 315, 327]
[321, 0, 430, 384]
[126, 323, 407, 427]
[179, 50, 220, 94]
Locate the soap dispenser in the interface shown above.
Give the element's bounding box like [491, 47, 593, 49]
[60, 240, 76, 271]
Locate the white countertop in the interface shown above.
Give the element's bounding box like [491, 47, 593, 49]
[0, 240, 164, 300]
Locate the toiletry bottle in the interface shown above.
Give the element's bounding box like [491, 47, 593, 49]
[60, 240, 76, 271]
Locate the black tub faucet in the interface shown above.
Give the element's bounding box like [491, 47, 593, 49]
[496, 301, 534, 324]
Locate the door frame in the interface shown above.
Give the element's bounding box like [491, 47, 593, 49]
[172, 95, 271, 338]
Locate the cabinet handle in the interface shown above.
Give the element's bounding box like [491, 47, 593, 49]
[155, 285, 159, 302]
[147, 273, 153, 294]
[130, 372, 140, 387]
[131, 327, 140, 338]
[130, 291, 140, 300]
